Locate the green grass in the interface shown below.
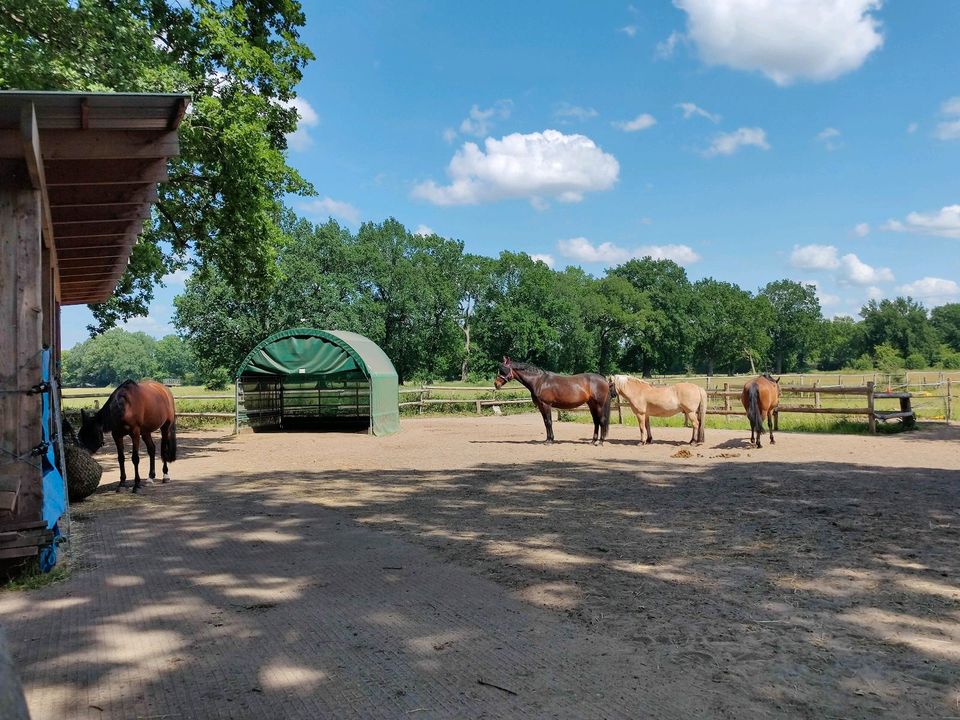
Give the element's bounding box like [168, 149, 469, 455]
[1, 560, 70, 592]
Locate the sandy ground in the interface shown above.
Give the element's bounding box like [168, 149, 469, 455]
[4, 415, 960, 718]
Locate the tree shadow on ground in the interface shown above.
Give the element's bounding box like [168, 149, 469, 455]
[3, 438, 960, 719]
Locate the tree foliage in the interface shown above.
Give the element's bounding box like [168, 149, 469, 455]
[2, 0, 315, 331]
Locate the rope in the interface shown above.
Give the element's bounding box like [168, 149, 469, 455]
[0, 445, 42, 471]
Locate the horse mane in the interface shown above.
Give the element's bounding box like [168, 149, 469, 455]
[98, 379, 138, 430]
[507, 361, 544, 374]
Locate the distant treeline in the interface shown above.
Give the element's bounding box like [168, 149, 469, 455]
[66, 214, 960, 387]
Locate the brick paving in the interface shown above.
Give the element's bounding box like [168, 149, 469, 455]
[0, 432, 720, 720]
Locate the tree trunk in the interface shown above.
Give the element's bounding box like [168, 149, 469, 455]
[775, 351, 783, 374]
[460, 322, 471, 382]
[706, 358, 714, 377]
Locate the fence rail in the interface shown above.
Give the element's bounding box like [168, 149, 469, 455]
[61, 378, 958, 432]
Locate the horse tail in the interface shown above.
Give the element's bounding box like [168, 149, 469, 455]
[747, 382, 761, 435]
[163, 420, 178, 463]
[602, 386, 612, 437]
[697, 387, 707, 443]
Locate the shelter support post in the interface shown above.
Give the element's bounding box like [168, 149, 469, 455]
[0, 164, 44, 530]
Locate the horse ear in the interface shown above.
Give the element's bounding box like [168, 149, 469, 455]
[775, 376, 781, 384]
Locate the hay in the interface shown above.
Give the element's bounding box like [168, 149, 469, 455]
[64, 445, 102, 502]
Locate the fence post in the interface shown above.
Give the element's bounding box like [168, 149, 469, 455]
[418, 387, 425, 415]
[947, 377, 953, 420]
[475, 399, 481, 415]
[723, 382, 730, 420]
[814, 379, 821, 409]
[867, 380, 876, 434]
[838, 374, 842, 387]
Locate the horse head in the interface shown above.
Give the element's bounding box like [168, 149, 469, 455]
[494, 356, 514, 389]
[77, 408, 105, 454]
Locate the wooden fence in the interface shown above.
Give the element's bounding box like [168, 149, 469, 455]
[62, 379, 958, 432]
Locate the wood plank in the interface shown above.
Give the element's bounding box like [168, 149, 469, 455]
[0, 494, 17, 514]
[47, 184, 158, 207]
[51, 204, 151, 224]
[45, 158, 168, 187]
[0, 546, 39, 559]
[36, 129, 179, 160]
[19, 104, 56, 252]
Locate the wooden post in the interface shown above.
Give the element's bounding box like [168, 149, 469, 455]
[0, 163, 44, 531]
[475, 399, 481, 415]
[867, 381, 876, 434]
[814, 379, 821, 409]
[838, 373, 842, 387]
[418, 387, 424, 415]
[947, 378, 953, 422]
[723, 382, 730, 420]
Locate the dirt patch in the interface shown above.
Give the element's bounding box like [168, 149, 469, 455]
[44, 417, 960, 717]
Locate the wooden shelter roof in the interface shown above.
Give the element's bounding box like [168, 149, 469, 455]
[0, 91, 189, 305]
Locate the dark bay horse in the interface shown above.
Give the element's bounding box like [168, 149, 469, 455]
[495, 356, 613, 444]
[741, 373, 781, 448]
[78, 380, 177, 493]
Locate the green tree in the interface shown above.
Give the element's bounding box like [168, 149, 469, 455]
[689, 279, 772, 375]
[759, 280, 822, 372]
[931, 303, 960, 352]
[154, 335, 196, 380]
[2, 0, 315, 331]
[579, 274, 651, 375]
[610, 258, 693, 375]
[816, 316, 865, 370]
[860, 297, 938, 363]
[62, 329, 158, 386]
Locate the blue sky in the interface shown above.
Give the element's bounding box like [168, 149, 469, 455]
[62, 0, 960, 349]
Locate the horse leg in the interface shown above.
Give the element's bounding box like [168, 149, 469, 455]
[767, 410, 776, 445]
[130, 429, 143, 493]
[645, 416, 653, 445]
[538, 402, 554, 443]
[143, 432, 157, 484]
[589, 402, 601, 445]
[687, 411, 697, 444]
[115, 434, 127, 491]
[160, 423, 171, 482]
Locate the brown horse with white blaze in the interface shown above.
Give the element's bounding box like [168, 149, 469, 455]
[495, 357, 613, 444]
[78, 380, 177, 493]
[741, 374, 781, 448]
[609, 375, 707, 445]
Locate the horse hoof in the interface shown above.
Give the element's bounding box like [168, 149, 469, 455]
[145, 477, 155, 484]
[162, 473, 170, 483]
[132, 486, 142, 494]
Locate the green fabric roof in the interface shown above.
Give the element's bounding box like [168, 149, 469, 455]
[236, 328, 399, 436]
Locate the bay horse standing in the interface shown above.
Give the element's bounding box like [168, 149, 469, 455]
[741, 374, 781, 448]
[78, 380, 177, 493]
[609, 374, 707, 446]
[495, 356, 613, 444]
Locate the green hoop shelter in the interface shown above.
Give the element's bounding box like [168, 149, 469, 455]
[235, 328, 399, 436]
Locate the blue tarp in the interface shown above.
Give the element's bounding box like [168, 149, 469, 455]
[38, 348, 65, 572]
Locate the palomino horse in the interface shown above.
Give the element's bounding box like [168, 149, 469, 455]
[495, 356, 613, 444]
[741, 373, 781, 448]
[609, 375, 707, 445]
[78, 380, 178, 493]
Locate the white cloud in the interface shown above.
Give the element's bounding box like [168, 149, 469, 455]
[942, 97, 960, 116]
[816, 127, 842, 150]
[284, 97, 320, 151]
[613, 113, 657, 132]
[883, 205, 960, 239]
[674, 0, 884, 85]
[296, 197, 361, 225]
[897, 277, 960, 307]
[676, 102, 721, 123]
[412, 130, 620, 207]
[530, 253, 555, 268]
[801, 279, 840, 307]
[935, 97, 960, 140]
[620, 25, 638, 38]
[458, 100, 512, 138]
[162, 268, 192, 286]
[839, 253, 893, 285]
[866, 285, 884, 301]
[703, 127, 770, 157]
[907, 122, 919, 134]
[791, 244, 839, 271]
[442, 127, 458, 144]
[554, 103, 599, 123]
[413, 224, 434, 236]
[557, 237, 700, 266]
[853, 222, 870, 237]
[656, 31, 683, 58]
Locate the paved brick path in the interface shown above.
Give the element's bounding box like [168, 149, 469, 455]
[0, 433, 723, 720]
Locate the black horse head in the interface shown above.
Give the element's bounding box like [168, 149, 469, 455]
[77, 409, 105, 454]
